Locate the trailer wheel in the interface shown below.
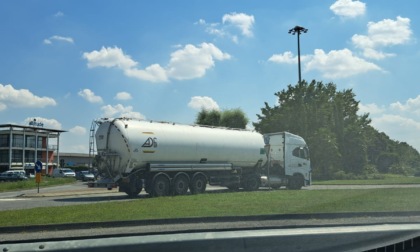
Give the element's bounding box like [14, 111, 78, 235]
[125, 177, 143, 197]
[190, 173, 207, 194]
[172, 173, 189, 196]
[226, 184, 240, 191]
[152, 174, 170, 197]
[242, 175, 260, 191]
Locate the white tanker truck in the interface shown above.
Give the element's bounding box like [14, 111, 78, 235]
[94, 118, 311, 197]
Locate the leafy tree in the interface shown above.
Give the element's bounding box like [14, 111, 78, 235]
[253, 79, 420, 180]
[195, 108, 248, 129]
[308, 128, 341, 180]
[220, 108, 249, 129]
[377, 152, 400, 173]
[195, 109, 221, 127]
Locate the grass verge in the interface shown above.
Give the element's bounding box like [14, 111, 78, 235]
[1, 188, 420, 227]
[313, 175, 420, 185]
[0, 177, 76, 192]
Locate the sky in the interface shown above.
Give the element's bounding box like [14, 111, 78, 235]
[0, 0, 419, 153]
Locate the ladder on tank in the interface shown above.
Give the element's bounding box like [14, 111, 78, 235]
[88, 119, 101, 168]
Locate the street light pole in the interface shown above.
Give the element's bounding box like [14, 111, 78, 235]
[288, 26, 308, 84]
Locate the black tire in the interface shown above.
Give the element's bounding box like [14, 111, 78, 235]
[271, 185, 281, 190]
[125, 177, 143, 197]
[242, 175, 260, 191]
[226, 184, 240, 191]
[189, 174, 207, 194]
[172, 174, 189, 196]
[152, 175, 170, 197]
[287, 175, 304, 190]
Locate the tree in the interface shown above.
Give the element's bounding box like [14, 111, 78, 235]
[195, 108, 249, 129]
[220, 108, 249, 129]
[195, 109, 221, 127]
[308, 128, 341, 180]
[253, 79, 420, 180]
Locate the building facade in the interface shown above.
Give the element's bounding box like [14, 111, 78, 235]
[0, 123, 66, 175]
[59, 153, 92, 168]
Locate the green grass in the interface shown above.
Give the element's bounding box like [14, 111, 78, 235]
[0, 177, 76, 192]
[1, 188, 420, 227]
[313, 174, 420, 185]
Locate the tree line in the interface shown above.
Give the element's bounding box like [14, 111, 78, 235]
[196, 80, 420, 180]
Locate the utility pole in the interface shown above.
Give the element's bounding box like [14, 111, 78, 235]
[288, 26, 308, 84]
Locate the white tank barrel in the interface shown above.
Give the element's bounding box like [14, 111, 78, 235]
[95, 118, 267, 175]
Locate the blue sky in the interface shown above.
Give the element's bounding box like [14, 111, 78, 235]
[0, 0, 419, 153]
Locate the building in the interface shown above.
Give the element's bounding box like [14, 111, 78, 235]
[0, 122, 66, 175]
[59, 153, 92, 168]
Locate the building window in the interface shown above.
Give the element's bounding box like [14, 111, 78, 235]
[0, 135, 9, 147]
[0, 150, 9, 163]
[37, 136, 44, 148]
[26, 136, 36, 148]
[12, 150, 23, 163]
[25, 150, 35, 162]
[12, 134, 24, 148]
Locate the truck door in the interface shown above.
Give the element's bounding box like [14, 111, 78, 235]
[283, 132, 311, 180]
[289, 146, 310, 171]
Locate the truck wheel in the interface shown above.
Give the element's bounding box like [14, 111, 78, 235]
[287, 175, 304, 190]
[125, 177, 143, 197]
[226, 184, 240, 191]
[242, 175, 260, 191]
[190, 173, 207, 194]
[271, 185, 281, 190]
[152, 175, 170, 197]
[172, 173, 189, 196]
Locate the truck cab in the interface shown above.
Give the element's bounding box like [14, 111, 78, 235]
[261, 132, 311, 189]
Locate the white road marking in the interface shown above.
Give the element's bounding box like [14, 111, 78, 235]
[0, 198, 27, 201]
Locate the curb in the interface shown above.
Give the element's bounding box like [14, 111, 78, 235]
[20, 189, 121, 198]
[2, 211, 420, 234]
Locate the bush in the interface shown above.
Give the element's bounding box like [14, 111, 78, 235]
[332, 170, 384, 180]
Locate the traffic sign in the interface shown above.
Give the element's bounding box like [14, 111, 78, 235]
[35, 160, 42, 173]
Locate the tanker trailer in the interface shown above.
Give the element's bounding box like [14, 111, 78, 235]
[94, 118, 311, 197]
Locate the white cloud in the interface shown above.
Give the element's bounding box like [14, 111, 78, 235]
[188, 96, 220, 111]
[270, 49, 381, 78]
[222, 12, 255, 37]
[83, 43, 230, 83]
[197, 12, 254, 43]
[358, 103, 385, 115]
[124, 64, 168, 83]
[101, 104, 145, 119]
[43, 35, 74, 45]
[0, 83, 57, 111]
[361, 95, 420, 151]
[167, 43, 231, 80]
[78, 89, 103, 103]
[23, 117, 62, 130]
[352, 16, 412, 59]
[268, 51, 311, 64]
[83, 46, 137, 69]
[305, 49, 382, 78]
[330, 0, 366, 18]
[390, 95, 420, 114]
[371, 114, 420, 142]
[69, 126, 87, 135]
[54, 11, 64, 17]
[114, 92, 132, 101]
